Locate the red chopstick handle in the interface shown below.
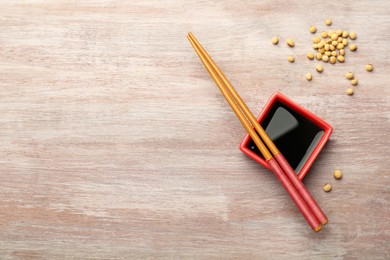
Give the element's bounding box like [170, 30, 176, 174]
[267, 157, 321, 231]
[274, 153, 328, 225]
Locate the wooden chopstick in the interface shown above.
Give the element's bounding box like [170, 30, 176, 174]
[188, 32, 328, 226]
[188, 32, 326, 231]
[188, 32, 279, 155]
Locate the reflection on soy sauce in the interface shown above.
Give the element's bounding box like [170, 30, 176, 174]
[248, 101, 324, 173]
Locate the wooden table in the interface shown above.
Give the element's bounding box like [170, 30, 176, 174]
[1, 1, 389, 259]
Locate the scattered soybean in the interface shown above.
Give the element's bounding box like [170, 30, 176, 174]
[321, 31, 328, 38]
[323, 183, 332, 192]
[349, 44, 357, 51]
[334, 169, 342, 179]
[346, 72, 354, 79]
[365, 64, 374, 72]
[349, 32, 357, 40]
[287, 39, 295, 47]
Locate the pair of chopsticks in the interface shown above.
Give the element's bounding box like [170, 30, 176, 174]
[187, 32, 328, 232]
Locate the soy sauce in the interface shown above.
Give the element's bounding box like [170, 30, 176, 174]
[247, 101, 324, 173]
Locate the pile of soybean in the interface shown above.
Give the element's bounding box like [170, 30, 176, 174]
[271, 19, 374, 96]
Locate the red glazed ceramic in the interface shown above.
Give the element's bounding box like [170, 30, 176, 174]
[239, 92, 333, 180]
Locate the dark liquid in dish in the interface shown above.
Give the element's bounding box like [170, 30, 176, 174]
[247, 101, 324, 173]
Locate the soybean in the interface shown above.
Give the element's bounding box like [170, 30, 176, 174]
[351, 78, 358, 86]
[316, 53, 322, 60]
[323, 183, 332, 192]
[272, 37, 279, 45]
[342, 31, 349, 38]
[325, 19, 332, 26]
[349, 32, 357, 40]
[324, 44, 330, 51]
[307, 52, 314, 60]
[330, 56, 336, 64]
[349, 44, 357, 51]
[366, 64, 374, 72]
[346, 88, 354, 95]
[337, 55, 345, 62]
[288, 56, 295, 62]
[316, 64, 323, 72]
[334, 169, 342, 179]
[309, 26, 317, 33]
[346, 72, 354, 79]
[287, 39, 295, 47]
[322, 55, 329, 62]
[321, 31, 328, 38]
[313, 37, 321, 43]
[306, 73, 312, 81]
[331, 33, 338, 41]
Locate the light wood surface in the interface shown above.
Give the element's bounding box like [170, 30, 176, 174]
[0, 1, 389, 259]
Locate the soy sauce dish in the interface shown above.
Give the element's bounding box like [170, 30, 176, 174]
[240, 92, 333, 180]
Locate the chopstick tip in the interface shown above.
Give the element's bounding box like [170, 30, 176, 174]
[314, 225, 322, 232]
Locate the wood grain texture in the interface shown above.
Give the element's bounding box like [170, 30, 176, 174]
[0, 0, 389, 259]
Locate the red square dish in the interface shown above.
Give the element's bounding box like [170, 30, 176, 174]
[239, 92, 333, 180]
